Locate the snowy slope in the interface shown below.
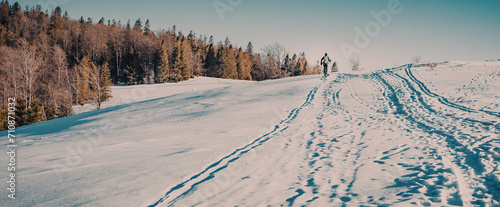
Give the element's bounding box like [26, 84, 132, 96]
[0, 75, 321, 207]
[1, 60, 499, 207]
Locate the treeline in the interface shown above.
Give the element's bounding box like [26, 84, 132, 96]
[0, 1, 319, 130]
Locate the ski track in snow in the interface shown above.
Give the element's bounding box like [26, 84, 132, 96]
[146, 79, 327, 207]
[146, 64, 500, 207]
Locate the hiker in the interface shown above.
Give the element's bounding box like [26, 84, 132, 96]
[321, 53, 331, 77]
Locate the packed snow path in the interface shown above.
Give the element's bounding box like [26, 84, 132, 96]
[148, 65, 500, 206]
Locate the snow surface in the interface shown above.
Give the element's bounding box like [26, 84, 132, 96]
[1, 60, 499, 207]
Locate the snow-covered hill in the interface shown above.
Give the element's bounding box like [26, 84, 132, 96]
[1, 60, 499, 207]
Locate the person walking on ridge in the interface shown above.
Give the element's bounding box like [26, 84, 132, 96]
[321, 53, 331, 77]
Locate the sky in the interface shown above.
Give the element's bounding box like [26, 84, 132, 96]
[16, 0, 500, 71]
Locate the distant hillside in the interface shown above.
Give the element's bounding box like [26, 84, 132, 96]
[0, 1, 319, 130]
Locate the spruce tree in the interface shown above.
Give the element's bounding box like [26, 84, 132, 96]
[126, 19, 131, 30]
[236, 49, 252, 80]
[53, 6, 62, 17]
[204, 44, 217, 77]
[59, 103, 71, 117]
[171, 40, 189, 82]
[180, 39, 192, 80]
[295, 56, 304, 76]
[171, 42, 182, 82]
[14, 97, 28, 126]
[98, 17, 105, 25]
[133, 18, 142, 32]
[156, 40, 169, 83]
[219, 45, 237, 79]
[251, 54, 265, 81]
[290, 54, 298, 76]
[224, 36, 231, 47]
[97, 62, 112, 109]
[246, 41, 253, 54]
[144, 19, 151, 35]
[283, 54, 291, 72]
[0, 1, 9, 26]
[77, 55, 92, 106]
[312, 64, 321, 74]
[11, 2, 20, 15]
[0, 108, 7, 130]
[122, 46, 140, 84]
[27, 100, 42, 124]
[122, 66, 136, 85]
[303, 60, 311, 75]
[43, 102, 56, 120]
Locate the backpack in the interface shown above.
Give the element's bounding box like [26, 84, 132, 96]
[323, 55, 330, 64]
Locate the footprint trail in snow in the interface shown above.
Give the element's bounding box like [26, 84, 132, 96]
[148, 65, 500, 207]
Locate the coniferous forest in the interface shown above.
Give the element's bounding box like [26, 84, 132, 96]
[0, 1, 321, 130]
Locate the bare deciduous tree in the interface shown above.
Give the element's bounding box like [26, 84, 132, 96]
[350, 56, 360, 71]
[84, 62, 112, 109]
[262, 42, 289, 77]
[18, 39, 41, 109]
[109, 26, 125, 78]
[412, 55, 422, 64]
[51, 45, 73, 112]
[0, 46, 20, 104]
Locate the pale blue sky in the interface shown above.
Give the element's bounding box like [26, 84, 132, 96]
[17, 0, 500, 71]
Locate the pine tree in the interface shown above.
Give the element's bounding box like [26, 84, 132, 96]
[59, 103, 71, 117]
[122, 65, 136, 85]
[171, 40, 189, 82]
[53, 6, 62, 17]
[144, 19, 151, 35]
[283, 54, 291, 72]
[172, 25, 177, 35]
[312, 64, 321, 74]
[49, 6, 63, 30]
[0, 24, 6, 46]
[133, 18, 142, 32]
[290, 54, 298, 76]
[295, 57, 303, 76]
[96, 62, 112, 109]
[236, 48, 252, 80]
[204, 44, 217, 77]
[180, 39, 192, 80]
[122, 46, 140, 84]
[98, 17, 105, 25]
[77, 55, 92, 106]
[219, 45, 237, 79]
[0, 1, 9, 26]
[251, 54, 265, 81]
[43, 102, 56, 120]
[156, 40, 169, 83]
[14, 97, 28, 126]
[208, 35, 214, 45]
[126, 19, 131, 30]
[224, 36, 231, 47]
[27, 100, 42, 124]
[11, 2, 20, 15]
[303, 60, 311, 75]
[13, 97, 41, 126]
[0, 108, 7, 130]
[246, 41, 253, 54]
